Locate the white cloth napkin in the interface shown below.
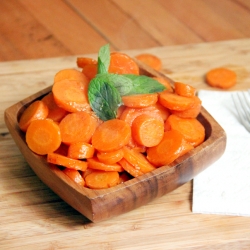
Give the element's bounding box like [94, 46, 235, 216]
[192, 90, 250, 217]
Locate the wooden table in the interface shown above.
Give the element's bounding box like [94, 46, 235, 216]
[1, 1, 250, 249]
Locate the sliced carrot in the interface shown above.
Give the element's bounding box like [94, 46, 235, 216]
[47, 152, 88, 171]
[174, 82, 196, 97]
[135, 53, 162, 71]
[19, 100, 48, 132]
[54, 68, 89, 83]
[165, 114, 205, 147]
[97, 148, 124, 164]
[76, 57, 97, 68]
[109, 52, 139, 75]
[87, 157, 124, 172]
[62, 168, 85, 186]
[118, 158, 144, 177]
[68, 142, 95, 159]
[127, 138, 147, 153]
[85, 170, 120, 189]
[26, 119, 61, 155]
[159, 91, 195, 111]
[59, 111, 98, 145]
[132, 114, 164, 147]
[147, 130, 191, 167]
[41, 92, 68, 122]
[91, 119, 131, 152]
[82, 168, 94, 179]
[152, 77, 173, 92]
[205, 67, 237, 89]
[52, 79, 90, 113]
[122, 93, 158, 108]
[82, 64, 98, 80]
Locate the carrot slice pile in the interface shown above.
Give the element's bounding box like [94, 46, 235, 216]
[97, 149, 124, 164]
[67, 142, 95, 159]
[135, 53, 162, 71]
[87, 157, 124, 172]
[62, 168, 85, 186]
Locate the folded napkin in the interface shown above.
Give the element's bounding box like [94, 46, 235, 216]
[192, 90, 250, 217]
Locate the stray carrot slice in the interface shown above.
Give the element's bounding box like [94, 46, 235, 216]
[54, 69, 89, 83]
[62, 168, 85, 186]
[152, 77, 173, 92]
[87, 157, 124, 172]
[165, 114, 205, 147]
[47, 152, 88, 171]
[41, 92, 68, 122]
[174, 82, 196, 97]
[59, 111, 98, 145]
[68, 142, 95, 159]
[85, 170, 120, 189]
[97, 148, 124, 164]
[52, 79, 90, 112]
[109, 52, 139, 75]
[92, 119, 131, 152]
[118, 158, 144, 177]
[76, 57, 97, 68]
[122, 146, 156, 173]
[135, 53, 162, 71]
[205, 67, 237, 89]
[132, 114, 164, 147]
[26, 119, 61, 155]
[122, 93, 158, 108]
[82, 64, 98, 80]
[159, 91, 195, 111]
[19, 100, 48, 132]
[147, 130, 191, 167]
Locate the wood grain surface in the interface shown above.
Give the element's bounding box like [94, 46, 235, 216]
[1, 1, 250, 249]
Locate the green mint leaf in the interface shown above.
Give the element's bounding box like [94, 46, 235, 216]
[88, 77, 122, 121]
[97, 44, 110, 74]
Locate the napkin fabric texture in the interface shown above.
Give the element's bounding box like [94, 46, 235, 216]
[192, 90, 250, 217]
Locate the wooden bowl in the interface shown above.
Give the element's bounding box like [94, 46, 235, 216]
[4, 62, 227, 222]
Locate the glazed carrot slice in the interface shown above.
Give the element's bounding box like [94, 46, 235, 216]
[174, 82, 196, 97]
[122, 93, 158, 108]
[62, 168, 85, 186]
[147, 130, 191, 167]
[47, 152, 88, 171]
[205, 67, 237, 89]
[132, 114, 164, 147]
[97, 148, 124, 164]
[91, 119, 131, 152]
[118, 158, 144, 177]
[82, 168, 94, 179]
[135, 53, 162, 71]
[109, 52, 140, 75]
[26, 119, 61, 155]
[152, 77, 173, 92]
[41, 92, 68, 122]
[67, 142, 95, 159]
[159, 91, 195, 111]
[122, 146, 156, 173]
[85, 170, 120, 189]
[87, 157, 124, 172]
[59, 111, 98, 145]
[82, 64, 98, 80]
[54, 68, 89, 83]
[76, 57, 97, 68]
[52, 79, 91, 113]
[19, 100, 48, 132]
[165, 114, 205, 147]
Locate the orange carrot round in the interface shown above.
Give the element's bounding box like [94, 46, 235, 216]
[97, 148, 124, 164]
[87, 157, 124, 172]
[54, 68, 89, 83]
[118, 158, 144, 177]
[19, 100, 48, 132]
[135, 53, 162, 71]
[67, 142, 95, 159]
[82, 64, 98, 80]
[26, 119, 61, 155]
[62, 168, 85, 186]
[174, 82, 196, 97]
[122, 93, 158, 108]
[76, 57, 97, 68]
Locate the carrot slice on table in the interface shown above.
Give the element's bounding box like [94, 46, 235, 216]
[85, 170, 120, 189]
[87, 157, 124, 172]
[76, 57, 97, 68]
[54, 68, 89, 83]
[91, 119, 131, 152]
[131, 114, 164, 147]
[19, 100, 48, 132]
[205, 67, 237, 89]
[147, 130, 192, 167]
[82, 64, 98, 80]
[152, 77, 173, 92]
[47, 153, 88, 171]
[165, 114, 205, 147]
[97, 148, 124, 164]
[52, 79, 90, 112]
[68, 142, 95, 159]
[118, 158, 144, 177]
[59, 111, 98, 145]
[41, 92, 68, 122]
[122, 93, 158, 108]
[26, 119, 61, 155]
[174, 82, 196, 97]
[109, 52, 140, 75]
[135, 53, 162, 71]
[62, 168, 85, 186]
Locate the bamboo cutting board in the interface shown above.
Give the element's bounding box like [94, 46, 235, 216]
[1, 39, 250, 249]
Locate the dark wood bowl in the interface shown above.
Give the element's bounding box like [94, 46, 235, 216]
[4, 62, 226, 222]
